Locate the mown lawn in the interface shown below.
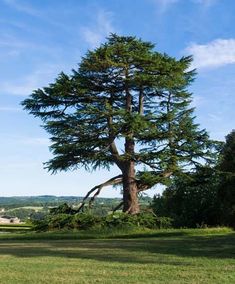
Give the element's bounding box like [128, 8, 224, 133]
[0, 228, 234, 284]
[0, 223, 32, 233]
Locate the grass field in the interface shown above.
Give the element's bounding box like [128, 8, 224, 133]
[0, 227, 234, 283]
[0, 223, 32, 233]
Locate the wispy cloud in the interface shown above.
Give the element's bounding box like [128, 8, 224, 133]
[0, 33, 62, 61]
[0, 34, 30, 59]
[2, 0, 71, 32]
[0, 64, 62, 96]
[0, 34, 27, 49]
[0, 106, 22, 112]
[191, 95, 207, 108]
[20, 137, 49, 146]
[193, 0, 217, 7]
[1, 135, 50, 146]
[152, 0, 217, 12]
[153, 0, 179, 5]
[208, 113, 222, 122]
[81, 10, 115, 48]
[153, 0, 179, 12]
[0, 161, 40, 170]
[2, 0, 39, 16]
[185, 39, 235, 69]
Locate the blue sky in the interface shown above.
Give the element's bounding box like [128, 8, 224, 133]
[0, 0, 234, 197]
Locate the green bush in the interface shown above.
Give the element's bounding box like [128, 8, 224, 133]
[50, 203, 77, 215]
[32, 219, 49, 231]
[32, 203, 172, 231]
[104, 212, 172, 229]
[155, 216, 173, 229]
[72, 213, 102, 230]
[105, 212, 137, 228]
[48, 214, 74, 230]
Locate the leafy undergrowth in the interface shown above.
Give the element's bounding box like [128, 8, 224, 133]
[0, 227, 234, 284]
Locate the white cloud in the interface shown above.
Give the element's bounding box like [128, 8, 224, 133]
[153, 0, 217, 12]
[0, 35, 27, 49]
[0, 161, 40, 170]
[20, 137, 49, 146]
[154, 0, 179, 6]
[0, 64, 62, 96]
[81, 10, 115, 48]
[2, 0, 71, 32]
[185, 39, 235, 69]
[152, 0, 179, 12]
[0, 135, 50, 146]
[208, 113, 222, 121]
[0, 106, 22, 112]
[193, 0, 217, 7]
[191, 95, 207, 107]
[0, 35, 34, 59]
[2, 0, 39, 16]
[0, 33, 62, 61]
[154, 0, 179, 4]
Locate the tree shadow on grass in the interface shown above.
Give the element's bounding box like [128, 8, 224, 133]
[0, 232, 235, 264]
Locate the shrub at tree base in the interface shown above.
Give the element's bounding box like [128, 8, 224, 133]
[33, 212, 172, 231]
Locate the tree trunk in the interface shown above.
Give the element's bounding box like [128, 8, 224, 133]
[122, 67, 140, 214]
[122, 161, 140, 214]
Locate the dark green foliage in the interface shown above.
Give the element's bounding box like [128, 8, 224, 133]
[105, 212, 172, 229]
[72, 213, 102, 230]
[105, 212, 140, 228]
[33, 205, 172, 231]
[21, 34, 214, 176]
[219, 130, 235, 172]
[48, 214, 74, 230]
[32, 213, 74, 231]
[22, 34, 216, 212]
[151, 167, 221, 228]
[29, 211, 47, 221]
[218, 130, 235, 227]
[45, 213, 101, 230]
[50, 203, 77, 215]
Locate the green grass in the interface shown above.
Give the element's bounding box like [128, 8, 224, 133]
[0, 227, 234, 283]
[0, 223, 32, 233]
[7, 206, 44, 211]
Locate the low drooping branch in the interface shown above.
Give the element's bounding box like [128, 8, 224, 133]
[77, 169, 174, 213]
[77, 174, 123, 212]
[112, 201, 124, 213]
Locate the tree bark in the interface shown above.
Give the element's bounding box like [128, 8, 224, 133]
[122, 132, 140, 214]
[121, 67, 140, 214]
[122, 160, 140, 214]
[138, 87, 144, 115]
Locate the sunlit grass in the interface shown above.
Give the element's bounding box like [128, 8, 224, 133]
[0, 223, 32, 233]
[0, 228, 234, 283]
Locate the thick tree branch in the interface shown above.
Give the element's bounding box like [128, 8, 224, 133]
[136, 170, 173, 192]
[138, 87, 144, 115]
[109, 139, 124, 170]
[77, 175, 123, 212]
[112, 201, 124, 213]
[107, 110, 124, 170]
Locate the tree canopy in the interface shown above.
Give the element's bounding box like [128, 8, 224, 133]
[151, 166, 221, 227]
[218, 130, 235, 226]
[22, 34, 215, 214]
